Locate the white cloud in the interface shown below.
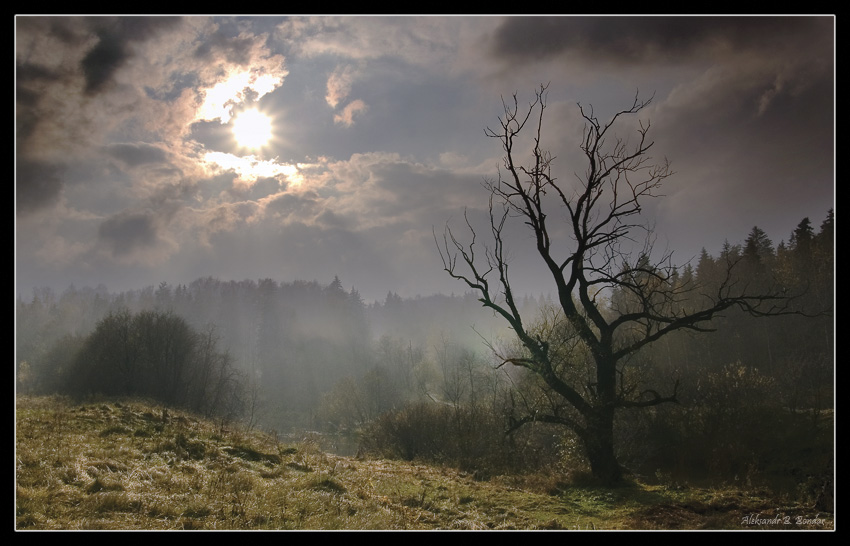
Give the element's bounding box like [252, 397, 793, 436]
[325, 64, 357, 109]
[204, 152, 302, 187]
[333, 99, 368, 127]
[196, 70, 286, 124]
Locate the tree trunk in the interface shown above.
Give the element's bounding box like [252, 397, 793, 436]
[584, 407, 623, 484]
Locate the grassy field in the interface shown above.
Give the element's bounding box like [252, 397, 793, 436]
[15, 395, 834, 530]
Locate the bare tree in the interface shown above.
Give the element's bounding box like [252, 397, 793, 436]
[436, 84, 796, 483]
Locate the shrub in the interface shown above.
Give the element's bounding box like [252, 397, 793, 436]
[613, 362, 833, 498]
[57, 309, 244, 418]
[360, 400, 557, 475]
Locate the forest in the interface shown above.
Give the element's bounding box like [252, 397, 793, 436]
[16, 209, 834, 508]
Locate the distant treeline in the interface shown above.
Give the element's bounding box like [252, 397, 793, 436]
[16, 211, 833, 493]
[17, 274, 506, 427]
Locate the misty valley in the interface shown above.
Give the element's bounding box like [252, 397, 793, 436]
[15, 14, 834, 531]
[16, 211, 833, 529]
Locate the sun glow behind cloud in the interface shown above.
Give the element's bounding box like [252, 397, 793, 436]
[14, 16, 835, 303]
[232, 110, 273, 148]
[204, 151, 303, 187]
[197, 71, 283, 124]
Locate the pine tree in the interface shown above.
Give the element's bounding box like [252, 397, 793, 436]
[743, 226, 775, 264]
[790, 217, 815, 257]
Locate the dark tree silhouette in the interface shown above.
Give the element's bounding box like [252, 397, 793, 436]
[437, 84, 798, 483]
[63, 309, 244, 418]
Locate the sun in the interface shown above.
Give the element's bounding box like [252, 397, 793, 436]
[232, 109, 273, 149]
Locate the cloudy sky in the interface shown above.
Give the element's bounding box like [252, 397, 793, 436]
[15, 16, 834, 302]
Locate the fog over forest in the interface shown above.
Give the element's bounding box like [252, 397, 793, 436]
[16, 16, 833, 503]
[17, 208, 833, 488]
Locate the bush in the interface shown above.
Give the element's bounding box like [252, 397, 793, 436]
[57, 309, 244, 418]
[360, 400, 559, 476]
[362, 402, 452, 461]
[614, 362, 833, 498]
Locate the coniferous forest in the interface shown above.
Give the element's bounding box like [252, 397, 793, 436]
[16, 210, 833, 509]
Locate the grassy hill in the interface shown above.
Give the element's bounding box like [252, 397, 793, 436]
[15, 396, 834, 530]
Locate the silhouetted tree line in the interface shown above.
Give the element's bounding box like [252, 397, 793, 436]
[603, 211, 833, 497]
[643, 211, 834, 406]
[338, 211, 833, 497]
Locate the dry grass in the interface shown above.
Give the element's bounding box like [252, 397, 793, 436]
[15, 395, 834, 530]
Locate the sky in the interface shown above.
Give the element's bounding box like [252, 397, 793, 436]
[15, 16, 835, 303]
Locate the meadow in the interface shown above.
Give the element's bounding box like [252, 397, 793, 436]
[15, 395, 833, 531]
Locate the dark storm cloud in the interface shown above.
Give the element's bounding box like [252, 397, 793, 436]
[112, 16, 182, 41]
[16, 19, 88, 159]
[104, 143, 169, 167]
[16, 160, 64, 214]
[653, 69, 834, 236]
[16, 16, 88, 47]
[490, 16, 831, 65]
[16, 62, 66, 155]
[484, 16, 833, 263]
[81, 17, 182, 95]
[16, 62, 62, 92]
[98, 210, 160, 257]
[16, 47, 72, 214]
[16, 16, 190, 219]
[81, 31, 128, 94]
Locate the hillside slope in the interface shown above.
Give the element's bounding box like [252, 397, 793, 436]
[15, 396, 833, 530]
